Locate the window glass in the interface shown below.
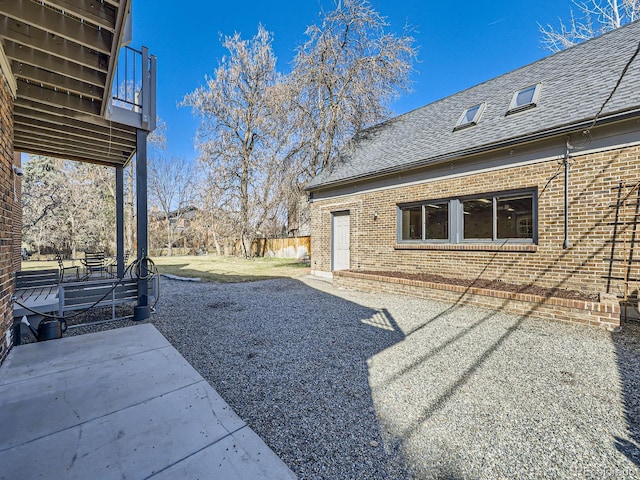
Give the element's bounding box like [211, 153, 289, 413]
[515, 86, 536, 107]
[455, 103, 485, 130]
[462, 105, 480, 124]
[497, 194, 533, 239]
[463, 198, 493, 239]
[401, 207, 422, 240]
[425, 204, 448, 240]
[398, 190, 535, 244]
[508, 84, 541, 114]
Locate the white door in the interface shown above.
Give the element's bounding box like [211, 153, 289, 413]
[332, 212, 350, 271]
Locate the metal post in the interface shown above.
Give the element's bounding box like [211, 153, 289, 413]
[134, 128, 150, 321]
[141, 47, 151, 131]
[116, 165, 125, 278]
[149, 53, 157, 131]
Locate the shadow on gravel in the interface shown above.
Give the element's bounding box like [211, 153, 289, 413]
[612, 321, 640, 468]
[152, 278, 409, 479]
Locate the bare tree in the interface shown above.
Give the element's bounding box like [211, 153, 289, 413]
[182, 2, 416, 250]
[148, 155, 197, 256]
[280, 0, 416, 235]
[22, 156, 116, 257]
[195, 165, 238, 256]
[539, 0, 640, 51]
[60, 162, 115, 257]
[183, 26, 288, 256]
[148, 118, 167, 150]
[290, 0, 417, 178]
[22, 156, 65, 253]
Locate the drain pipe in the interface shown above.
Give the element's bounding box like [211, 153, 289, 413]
[563, 137, 572, 249]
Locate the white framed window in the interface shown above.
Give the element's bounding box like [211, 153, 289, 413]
[398, 189, 537, 244]
[454, 102, 486, 131]
[507, 83, 542, 115]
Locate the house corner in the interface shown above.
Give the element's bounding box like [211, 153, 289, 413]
[0, 45, 17, 364]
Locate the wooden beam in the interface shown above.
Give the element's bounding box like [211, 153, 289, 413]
[14, 121, 135, 150]
[13, 134, 130, 164]
[15, 135, 128, 163]
[0, 29, 16, 96]
[4, 40, 106, 87]
[13, 98, 136, 134]
[15, 142, 129, 165]
[12, 61, 103, 101]
[42, 0, 117, 32]
[15, 119, 134, 151]
[15, 129, 131, 160]
[12, 142, 128, 166]
[0, 0, 113, 54]
[17, 81, 101, 116]
[14, 107, 135, 142]
[1, 18, 109, 73]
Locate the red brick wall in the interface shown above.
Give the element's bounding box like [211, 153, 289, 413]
[310, 145, 640, 298]
[0, 72, 15, 363]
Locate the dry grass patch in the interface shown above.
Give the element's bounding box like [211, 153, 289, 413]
[23, 255, 310, 283]
[150, 255, 309, 282]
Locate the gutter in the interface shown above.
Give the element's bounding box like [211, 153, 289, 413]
[305, 107, 640, 192]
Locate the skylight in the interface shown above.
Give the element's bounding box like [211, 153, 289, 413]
[454, 102, 485, 131]
[507, 84, 541, 115]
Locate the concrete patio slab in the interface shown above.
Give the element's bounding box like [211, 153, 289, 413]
[0, 324, 296, 480]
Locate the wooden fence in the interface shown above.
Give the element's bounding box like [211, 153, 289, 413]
[150, 237, 312, 259]
[246, 236, 311, 259]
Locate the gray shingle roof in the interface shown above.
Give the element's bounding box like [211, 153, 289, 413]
[307, 20, 640, 190]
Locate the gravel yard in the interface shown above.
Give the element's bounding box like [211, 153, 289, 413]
[66, 275, 640, 479]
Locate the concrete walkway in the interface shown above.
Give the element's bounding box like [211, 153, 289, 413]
[0, 324, 296, 480]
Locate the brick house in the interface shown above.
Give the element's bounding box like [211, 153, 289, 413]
[0, 1, 156, 363]
[305, 21, 640, 329]
[149, 205, 199, 251]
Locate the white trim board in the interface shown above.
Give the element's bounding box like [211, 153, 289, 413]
[0, 43, 17, 98]
[311, 270, 333, 280]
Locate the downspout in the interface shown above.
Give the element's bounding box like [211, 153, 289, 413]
[563, 137, 572, 249]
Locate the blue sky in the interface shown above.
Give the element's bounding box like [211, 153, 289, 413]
[133, 0, 577, 161]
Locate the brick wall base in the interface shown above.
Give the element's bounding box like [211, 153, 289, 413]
[334, 270, 621, 330]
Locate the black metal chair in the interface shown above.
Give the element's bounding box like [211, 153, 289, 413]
[81, 252, 113, 279]
[107, 250, 130, 278]
[55, 254, 79, 282]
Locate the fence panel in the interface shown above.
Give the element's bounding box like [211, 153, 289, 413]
[241, 236, 311, 259]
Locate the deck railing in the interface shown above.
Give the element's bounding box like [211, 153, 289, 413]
[113, 46, 143, 112]
[107, 45, 156, 131]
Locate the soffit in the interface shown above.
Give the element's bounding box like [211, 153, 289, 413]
[0, 0, 137, 166]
